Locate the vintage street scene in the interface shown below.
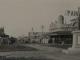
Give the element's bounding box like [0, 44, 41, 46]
[0, 0, 80, 60]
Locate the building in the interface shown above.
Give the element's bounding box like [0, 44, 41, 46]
[18, 36, 30, 43]
[28, 32, 49, 43]
[49, 15, 78, 45]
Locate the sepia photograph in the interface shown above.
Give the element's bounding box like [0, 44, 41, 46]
[0, 0, 80, 60]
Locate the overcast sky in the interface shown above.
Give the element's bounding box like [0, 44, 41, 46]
[0, 0, 80, 37]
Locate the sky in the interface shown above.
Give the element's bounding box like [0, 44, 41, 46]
[0, 0, 80, 37]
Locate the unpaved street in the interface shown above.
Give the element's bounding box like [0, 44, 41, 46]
[0, 44, 80, 60]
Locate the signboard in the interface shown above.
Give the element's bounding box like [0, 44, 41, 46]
[65, 10, 79, 16]
[65, 8, 80, 30]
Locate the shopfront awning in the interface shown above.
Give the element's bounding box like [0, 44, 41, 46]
[48, 31, 72, 36]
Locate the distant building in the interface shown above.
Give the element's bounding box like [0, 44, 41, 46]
[28, 32, 49, 43]
[18, 36, 29, 43]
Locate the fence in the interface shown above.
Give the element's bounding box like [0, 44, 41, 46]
[40, 44, 72, 49]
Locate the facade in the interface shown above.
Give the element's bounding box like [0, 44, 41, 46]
[28, 32, 49, 43]
[49, 15, 78, 45]
[49, 15, 78, 32]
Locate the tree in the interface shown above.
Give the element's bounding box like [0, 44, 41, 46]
[9, 37, 16, 44]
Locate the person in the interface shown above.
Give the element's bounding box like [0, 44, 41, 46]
[61, 41, 64, 46]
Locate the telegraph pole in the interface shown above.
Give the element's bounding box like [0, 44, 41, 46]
[31, 27, 34, 32]
[41, 25, 44, 33]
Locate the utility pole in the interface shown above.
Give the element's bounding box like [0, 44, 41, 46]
[31, 27, 34, 32]
[41, 25, 44, 33]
